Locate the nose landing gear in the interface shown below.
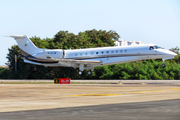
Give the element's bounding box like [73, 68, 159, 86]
[162, 63, 166, 67]
[161, 57, 175, 68]
[162, 60, 166, 67]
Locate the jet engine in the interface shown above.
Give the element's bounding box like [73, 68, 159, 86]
[33, 52, 47, 59]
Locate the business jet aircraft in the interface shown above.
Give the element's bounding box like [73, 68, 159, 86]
[9, 35, 177, 75]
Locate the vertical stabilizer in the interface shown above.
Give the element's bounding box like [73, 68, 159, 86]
[9, 35, 42, 56]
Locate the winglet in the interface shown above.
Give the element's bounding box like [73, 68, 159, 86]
[43, 50, 51, 59]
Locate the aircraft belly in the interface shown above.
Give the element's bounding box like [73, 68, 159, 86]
[100, 56, 147, 65]
[24, 59, 67, 67]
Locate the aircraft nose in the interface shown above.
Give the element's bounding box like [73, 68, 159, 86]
[167, 51, 177, 56]
[156, 49, 177, 57]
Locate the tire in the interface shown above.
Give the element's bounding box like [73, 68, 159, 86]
[78, 71, 83, 75]
[162, 63, 166, 67]
[87, 71, 92, 75]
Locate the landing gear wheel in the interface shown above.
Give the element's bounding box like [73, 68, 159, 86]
[162, 63, 166, 67]
[87, 70, 93, 75]
[78, 71, 83, 75]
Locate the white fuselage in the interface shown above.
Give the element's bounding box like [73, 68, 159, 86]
[9, 35, 177, 73]
[28, 44, 176, 71]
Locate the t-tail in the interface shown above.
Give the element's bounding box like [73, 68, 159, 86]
[8, 35, 42, 56]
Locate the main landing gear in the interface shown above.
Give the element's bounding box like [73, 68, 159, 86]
[78, 70, 93, 75]
[78, 63, 94, 75]
[87, 70, 93, 75]
[78, 71, 83, 75]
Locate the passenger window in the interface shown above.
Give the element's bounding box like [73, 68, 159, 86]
[85, 53, 88, 55]
[101, 51, 104, 54]
[125, 50, 127, 52]
[80, 53, 82, 56]
[96, 52, 98, 54]
[75, 53, 77, 56]
[112, 51, 114, 53]
[116, 50, 118, 53]
[120, 50, 123, 53]
[107, 51, 109, 53]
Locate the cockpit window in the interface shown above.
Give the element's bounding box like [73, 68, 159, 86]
[149, 46, 154, 50]
[154, 46, 161, 49]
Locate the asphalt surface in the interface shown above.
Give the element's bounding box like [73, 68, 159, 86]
[0, 81, 180, 120]
[0, 99, 180, 120]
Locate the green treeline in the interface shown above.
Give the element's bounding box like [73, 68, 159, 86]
[0, 29, 180, 80]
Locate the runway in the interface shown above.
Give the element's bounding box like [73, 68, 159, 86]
[1, 99, 179, 120]
[0, 81, 180, 120]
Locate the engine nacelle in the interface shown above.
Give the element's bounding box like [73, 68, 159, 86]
[33, 50, 63, 59]
[33, 52, 47, 59]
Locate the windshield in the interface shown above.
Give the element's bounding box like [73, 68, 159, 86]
[154, 45, 162, 49]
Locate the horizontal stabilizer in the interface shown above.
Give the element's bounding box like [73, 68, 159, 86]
[24, 59, 42, 65]
[7, 35, 27, 39]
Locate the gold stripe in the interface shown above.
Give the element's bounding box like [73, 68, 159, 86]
[67, 93, 126, 97]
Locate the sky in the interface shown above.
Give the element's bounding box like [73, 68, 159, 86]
[0, 0, 180, 65]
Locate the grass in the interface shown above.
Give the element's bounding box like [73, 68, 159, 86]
[1, 82, 54, 84]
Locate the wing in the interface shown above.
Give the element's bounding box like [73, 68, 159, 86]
[43, 50, 102, 64]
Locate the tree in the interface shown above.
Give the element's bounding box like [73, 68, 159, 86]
[4, 29, 119, 79]
[2, 29, 180, 80]
[169, 46, 179, 54]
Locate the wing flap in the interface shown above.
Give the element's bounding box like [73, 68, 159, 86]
[72, 59, 101, 63]
[48, 58, 101, 63]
